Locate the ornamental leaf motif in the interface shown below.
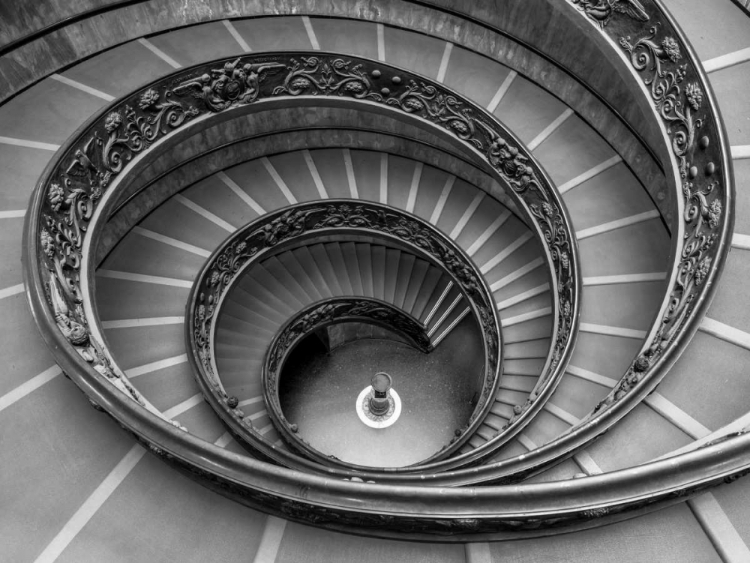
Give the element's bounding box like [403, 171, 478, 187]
[273, 57, 374, 99]
[386, 80, 477, 146]
[571, 0, 650, 28]
[620, 27, 700, 179]
[594, 25, 726, 412]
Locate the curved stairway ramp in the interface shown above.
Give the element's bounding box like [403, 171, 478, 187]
[1, 0, 750, 560]
[217, 242, 462, 382]
[214, 241, 466, 454]
[35, 41, 700, 490]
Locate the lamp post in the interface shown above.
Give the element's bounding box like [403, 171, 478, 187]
[368, 372, 393, 416]
[356, 371, 402, 429]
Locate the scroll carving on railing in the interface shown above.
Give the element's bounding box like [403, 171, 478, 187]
[564, 2, 731, 415]
[597, 25, 726, 410]
[188, 200, 501, 463]
[572, 0, 649, 28]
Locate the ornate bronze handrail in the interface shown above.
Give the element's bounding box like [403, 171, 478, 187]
[187, 200, 501, 465]
[19, 0, 744, 537]
[579, 2, 734, 411]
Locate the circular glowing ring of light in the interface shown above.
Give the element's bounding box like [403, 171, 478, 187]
[356, 386, 402, 429]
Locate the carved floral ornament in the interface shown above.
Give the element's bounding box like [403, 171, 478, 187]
[575, 13, 730, 413]
[572, 0, 650, 28]
[33, 52, 577, 452]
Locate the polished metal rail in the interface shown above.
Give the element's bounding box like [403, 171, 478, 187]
[21, 0, 739, 535]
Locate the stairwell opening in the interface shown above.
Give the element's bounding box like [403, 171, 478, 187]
[277, 315, 484, 467]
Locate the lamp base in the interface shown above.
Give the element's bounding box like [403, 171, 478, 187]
[356, 386, 402, 429]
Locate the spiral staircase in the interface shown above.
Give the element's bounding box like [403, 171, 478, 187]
[2, 0, 750, 561]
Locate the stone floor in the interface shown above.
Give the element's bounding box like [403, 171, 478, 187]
[279, 317, 483, 467]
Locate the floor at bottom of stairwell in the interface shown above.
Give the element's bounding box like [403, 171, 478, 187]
[279, 317, 483, 467]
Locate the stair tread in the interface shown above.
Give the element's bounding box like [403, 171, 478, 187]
[105, 324, 186, 372]
[101, 231, 205, 282]
[276, 251, 325, 302]
[267, 151, 321, 203]
[383, 248, 401, 304]
[578, 220, 670, 277]
[348, 149, 382, 202]
[183, 172, 256, 229]
[306, 149, 351, 199]
[402, 259, 430, 316]
[214, 341, 269, 360]
[493, 73, 569, 144]
[394, 253, 416, 309]
[222, 158, 291, 213]
[237, 267, 304, 313]
[325, 242, 355, 295]
[503, 358, 546, 377]
[504, 338, 552, 360]
[340, 241, 365, 295]
[95, 277, 189, 320]
[262, 256, 315, 308]
[309, 243, 344, 295]
[225, 287, 291, 327]
[215, 325, 276, 347]
[219, 307, 284, 337]
[293, 246, 335, 299]
[410, 267, 444, 320]
[426, 283, 462, 331]
[371, 245, 387, 300]
[434, 178, 479, 236]
[384, 154, 417, 210]
[471, 216, 530, 274]
[533, 115, 617, 187]
[562, 163, 657, 233]
[431, 304, 470, 344]
[356, 243, 375, 297]
[454, 195, 506, 252]
[0, 76, 107, 145]
[140, 197, 230, 250]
